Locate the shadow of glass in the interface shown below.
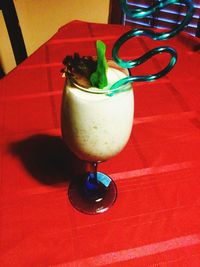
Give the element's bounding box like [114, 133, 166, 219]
[9, 134, 86, 185]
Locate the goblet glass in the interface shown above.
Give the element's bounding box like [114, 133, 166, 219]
[61, 61, 134, 214]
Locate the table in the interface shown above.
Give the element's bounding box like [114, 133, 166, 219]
[1, 20, 200, 267]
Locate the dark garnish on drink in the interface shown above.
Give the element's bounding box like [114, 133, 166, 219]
[61, 40, 108, 89]
[61, 53, 97, 88]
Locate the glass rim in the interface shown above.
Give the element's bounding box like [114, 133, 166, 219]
[65, 60, 132, 95]
[69, 82, 132, 95]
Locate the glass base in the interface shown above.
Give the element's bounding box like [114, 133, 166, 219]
[68, 172, 117, 215]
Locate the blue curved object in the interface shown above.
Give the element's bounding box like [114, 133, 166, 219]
[111, 0, 194, 90]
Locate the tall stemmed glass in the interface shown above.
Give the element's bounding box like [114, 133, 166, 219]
[61, 61, 134, 214]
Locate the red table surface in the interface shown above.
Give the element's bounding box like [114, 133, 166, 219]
[1, 20, 200, 267]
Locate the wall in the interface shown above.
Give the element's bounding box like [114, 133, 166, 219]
[0, 0, 110, 74]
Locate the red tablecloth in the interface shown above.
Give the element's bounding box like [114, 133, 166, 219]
[1, 20, 200, 266]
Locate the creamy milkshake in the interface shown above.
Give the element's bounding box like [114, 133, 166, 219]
[61, 64, 134, 162]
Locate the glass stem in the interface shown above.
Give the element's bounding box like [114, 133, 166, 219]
[91, 162, 98, 181]
[86, 162, 99, 191]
